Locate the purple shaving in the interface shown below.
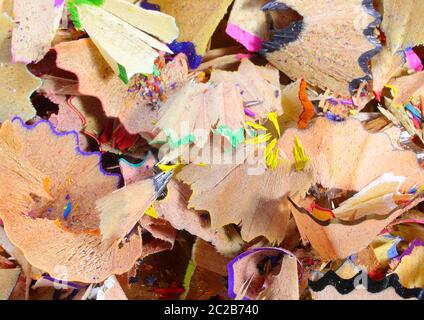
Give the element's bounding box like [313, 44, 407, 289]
[244, 108, 256, 118]
[341, 99, 353, 106]
[11, 117, 121, 188]
[397, 239, 424, 261]
[139, 0, 160, 11]
[327, 98, 339, 106]
[43, 275, 87, 289]
[168, 41, 202, 70]
[53, 289, 62, 300]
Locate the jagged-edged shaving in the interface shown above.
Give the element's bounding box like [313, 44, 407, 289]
[261, 0, 381, 95]
[279, 118, 424, 260]
[0, 268, 21, 300]
[310, 271, 424, 300]
[12, 0, 65, 64]
[0, 118, 146, 283]
[0, 14, 41, 122]
[55, 39, 188, 134]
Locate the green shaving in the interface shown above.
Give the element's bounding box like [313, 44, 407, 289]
[65, 0, 104, 30]
[118, 64, 129, 84]
[179, 259, 195, 300]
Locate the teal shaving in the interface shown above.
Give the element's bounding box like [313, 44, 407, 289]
[153, 66, 161, 77]
[149, 131, 196, 148]
[247, 128, 258, 137]
[65, 0, 104, 30]
[169, 134, 196, 149]
[119, 151, 154, 168]
[179, 259, 195, 300]
[215, 125, 245, 147]
[118, 64, 129, 84]
[164, 129, 196, 149]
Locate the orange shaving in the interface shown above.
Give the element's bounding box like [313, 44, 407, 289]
[297, 79, 315, 129]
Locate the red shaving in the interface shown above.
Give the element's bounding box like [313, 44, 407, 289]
[100, 120, 139, 151]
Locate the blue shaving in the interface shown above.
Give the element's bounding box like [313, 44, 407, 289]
[168, 41, 202, 70]
[409, 186, 418, 194]
[385, 236, 403, 260]
[270, 256, 280, 267]
[405, 103, 423, 121]
[63, 201, 72, 220]
[129, 276, 140, 284]
[325, 112, 344, 122]
[145, 275, 156, 287]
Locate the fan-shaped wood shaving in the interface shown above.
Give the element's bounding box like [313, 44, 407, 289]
[12, 0, 64, 64]
[210, 59, 282, 120]
[380, 0, 424, 54]
[0, 119, 146, 283]
[150, 0, 234, 55]
[0, 268, 21, 300]
[279, 118, 424, 260]
[0, 14, 42, 122]
[55, 39, 188, 134]
[177, 154, 313, 243]
[262, 0, 381, 95]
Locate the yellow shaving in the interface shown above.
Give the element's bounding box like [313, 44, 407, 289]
[157, 163, 180, 173]
[54, 219, 63, 229]
[384, 84, 401, 108]
[245, 113, 284, 169]
[265, 138, 277, 158]
[145, 204, 158, 219]
[156, 160, 200, 173]
[158, 162, 203, 173]
[293, 136, 309, 172]
[267, 145, 280, 169]
[268, 112, 281, 137]
[245, 133, 273, 145]
[246, 121, 267, 131]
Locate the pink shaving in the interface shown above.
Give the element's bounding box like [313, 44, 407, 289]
[226, 23, 263, 52]
[54, 0, 65, 7]
[406, 49, 424, 72]
[236, 53, 254, 60]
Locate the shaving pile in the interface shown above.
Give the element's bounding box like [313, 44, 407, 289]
[2, 0, 424, 301]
